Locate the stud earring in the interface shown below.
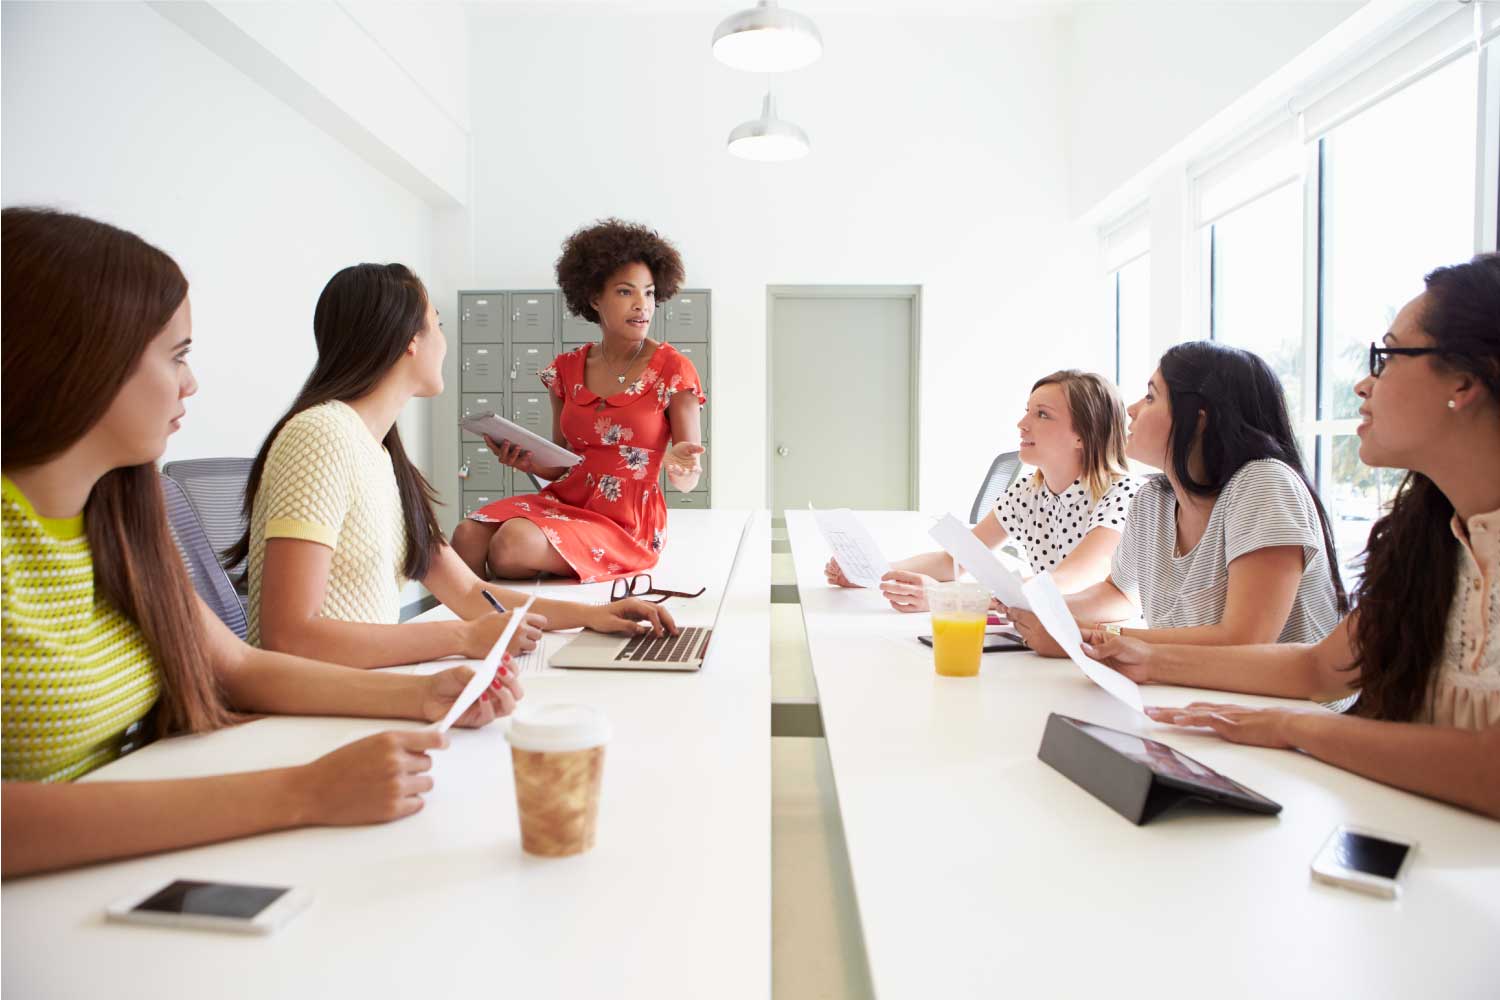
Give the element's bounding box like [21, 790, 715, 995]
[1448, 400, 1457, 410]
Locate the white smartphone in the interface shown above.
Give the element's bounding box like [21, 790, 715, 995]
[106, 879, 313, 935]
[1310, 825, 1416, 899]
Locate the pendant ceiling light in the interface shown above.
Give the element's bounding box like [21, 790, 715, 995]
[712, 1, 822, 74]
[727, 93, 810, 162]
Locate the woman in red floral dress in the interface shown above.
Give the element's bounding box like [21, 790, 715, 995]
[451, 220, 706, 582]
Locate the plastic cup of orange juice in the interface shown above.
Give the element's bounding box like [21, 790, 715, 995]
[926, 581, 990, 677]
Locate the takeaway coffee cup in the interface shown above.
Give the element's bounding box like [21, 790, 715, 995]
[505, 703, 612, 857]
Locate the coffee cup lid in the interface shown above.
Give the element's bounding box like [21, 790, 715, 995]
[505, 703, 612, 753]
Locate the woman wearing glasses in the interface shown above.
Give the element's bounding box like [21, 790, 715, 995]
[451, 219, 706, 583]
[1012, 340, 1346, 654]
[1084, 254, 1500, 818]
[231, 263, 677, 672]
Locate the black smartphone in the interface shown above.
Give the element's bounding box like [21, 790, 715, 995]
[918, 630, 1028, 653]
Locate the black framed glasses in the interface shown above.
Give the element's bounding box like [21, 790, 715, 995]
[610, 573, 706, 604]
[1369, 341, 1451, 377]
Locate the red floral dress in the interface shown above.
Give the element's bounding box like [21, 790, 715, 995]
[466, 343, 705, 583]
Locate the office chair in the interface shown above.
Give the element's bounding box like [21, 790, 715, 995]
[968, 450, 1023, 524]
[161, 472, 249, 640]
[161, 457, 254, 615]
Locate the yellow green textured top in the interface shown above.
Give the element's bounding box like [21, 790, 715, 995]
[1, 475, 160, 782]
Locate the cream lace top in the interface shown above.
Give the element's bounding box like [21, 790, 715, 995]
[1423, 507, 1500, 729]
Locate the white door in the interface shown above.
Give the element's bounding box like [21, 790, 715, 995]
[769, 288, 918, 514]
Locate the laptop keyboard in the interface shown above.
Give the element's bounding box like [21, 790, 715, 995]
[616, 627, 711, 663]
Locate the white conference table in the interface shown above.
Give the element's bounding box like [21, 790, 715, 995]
[3, 509, 769, 1000]
[786, 510, 1500, 1000]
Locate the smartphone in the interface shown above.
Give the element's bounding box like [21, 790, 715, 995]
[918, 630, 1028, 653]
[1309, 825, 1415, 899]
[106, 879, 313, 935]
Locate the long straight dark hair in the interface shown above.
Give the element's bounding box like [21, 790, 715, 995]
[1350, 254, 1500, 721]
[1158, 340, 1347, 613]
[1, 207, 236, 737]
[226, 263, 444, 580]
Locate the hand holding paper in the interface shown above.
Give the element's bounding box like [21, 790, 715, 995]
[812, 506, 891, 589]
[927, 513, 1030, 611]
[1020, 572, 1143, 713]
[431, 595, 536, 732]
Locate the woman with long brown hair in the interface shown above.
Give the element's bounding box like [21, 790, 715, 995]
[1085, 254, 1500, 818]
[229, 262, 679, 670]
[826, 370, 1139, 610]
[1, 208, 520, 877]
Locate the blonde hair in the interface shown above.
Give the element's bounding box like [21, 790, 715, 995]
[1027, 370, 1130, 501]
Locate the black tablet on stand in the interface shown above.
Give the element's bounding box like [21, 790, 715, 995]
[1037, 713, 1282, 825]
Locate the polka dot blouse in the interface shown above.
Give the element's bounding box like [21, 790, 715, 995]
[992, 474, 1141, 572]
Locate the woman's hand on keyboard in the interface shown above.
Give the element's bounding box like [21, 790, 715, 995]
[587, 598, 679, 637]
[463, 610, 547, 659]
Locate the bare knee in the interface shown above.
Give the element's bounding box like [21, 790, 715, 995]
[487, 520, 544, 578]
[452, 519, 498, 571]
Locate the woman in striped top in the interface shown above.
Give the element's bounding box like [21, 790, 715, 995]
[1, 208, 519, 877]
[1012, 342, 1345, 653]
[825, 370, 1139, 609]
[1087, 255, 1500, 819]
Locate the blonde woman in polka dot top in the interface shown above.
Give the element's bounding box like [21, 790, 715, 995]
[827, 370, 1138, 612]
[2, 209, 518, 877]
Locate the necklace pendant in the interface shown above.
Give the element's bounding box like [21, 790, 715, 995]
[617, 375, 627, 384]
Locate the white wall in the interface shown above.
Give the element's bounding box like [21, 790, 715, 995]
[1, 1, 461, 489]
[1066, 1, 1363, 216]
[464, 9, 1102, 517]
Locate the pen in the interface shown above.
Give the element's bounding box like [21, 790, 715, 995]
[482, 591, 507, 614]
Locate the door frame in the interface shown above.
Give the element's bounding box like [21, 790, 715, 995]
[765, 285, 922, 510]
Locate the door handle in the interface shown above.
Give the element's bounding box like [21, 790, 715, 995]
[777, 446, 789, 457]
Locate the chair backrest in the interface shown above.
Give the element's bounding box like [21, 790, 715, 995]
[160, 472, 249, 640]
[160, 457, 253, 582]
[969, 450, 1023, 524]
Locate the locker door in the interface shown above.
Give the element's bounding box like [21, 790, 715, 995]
[668, 342, 709, 446]
[461, 345, 505, 392]
[463, 491, 504, 517]
[510, 292, 557, 343]
[511, 393, 551, 437]
[460, 442, 507, 491]
[661, 291, 708, 342]
[511, 343, 551, 390]
[460, 393, 502, 442]
[461, 294, 504, 344]
[562, 306, 596, 344]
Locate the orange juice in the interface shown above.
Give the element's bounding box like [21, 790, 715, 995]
[932, 613, 986, 677]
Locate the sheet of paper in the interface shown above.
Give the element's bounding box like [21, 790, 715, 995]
[811, 505, 891, 588]
[431, 595, 536, 732]
[1020, 572, 1143, 713]
[927, 513, 1030, 611]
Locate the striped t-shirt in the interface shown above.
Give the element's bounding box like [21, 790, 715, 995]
[1110, 459, 1342, 644]
[1, 476, 161, 782]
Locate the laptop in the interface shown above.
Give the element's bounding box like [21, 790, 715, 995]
[550, 589, 724, 672]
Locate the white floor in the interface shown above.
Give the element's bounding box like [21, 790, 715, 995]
[770, 538, 874, 1000]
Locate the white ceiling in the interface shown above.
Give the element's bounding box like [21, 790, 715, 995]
[463, 1, 1362, 20]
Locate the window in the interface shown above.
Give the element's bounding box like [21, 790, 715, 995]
[1205, 181, 1306, 426]
[1316, 53, 1479, 576]
[1113, 253, 1152, 400]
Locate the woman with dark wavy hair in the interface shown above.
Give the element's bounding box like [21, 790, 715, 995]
[1, 208, 514, 877]
[1086, 254, 1500, 818]
[1013, 340, 1345, 654]
[452, 219, 706, 582]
